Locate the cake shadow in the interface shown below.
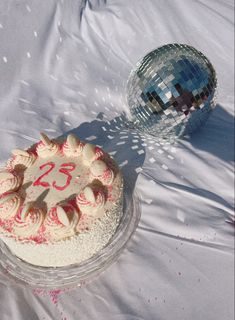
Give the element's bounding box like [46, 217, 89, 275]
[62, 112, 146, 197]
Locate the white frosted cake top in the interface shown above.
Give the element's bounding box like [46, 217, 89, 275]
[0, 133, 123, 244]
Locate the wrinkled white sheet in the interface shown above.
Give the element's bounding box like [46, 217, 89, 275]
[0, 1, 234, 319]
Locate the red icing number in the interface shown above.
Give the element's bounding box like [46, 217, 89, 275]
[52, 163, 76, 191]
[33, 162, 55, 188]
[33, 162, 75, 191]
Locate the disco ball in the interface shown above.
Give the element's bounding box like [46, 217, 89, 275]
[126, 43, 217, 141]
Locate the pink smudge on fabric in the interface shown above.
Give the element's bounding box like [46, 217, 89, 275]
[49, 289, 62, 304]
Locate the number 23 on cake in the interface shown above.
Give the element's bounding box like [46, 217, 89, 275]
[0, 133, 123, 267]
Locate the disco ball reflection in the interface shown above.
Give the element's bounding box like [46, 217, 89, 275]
[126, 43, 217, 141]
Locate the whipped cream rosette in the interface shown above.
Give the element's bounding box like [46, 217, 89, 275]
[62, 134, 84, 157]
[13, 203, 45, 237]
[36, 133, 60, 158]
[12, 149, 37, 168]
[0, 171, 22, 194]
[45, 204, 80, 241]
[76, 186, 106, 217]
[90, 160, 114, 185]
[94, 146, 105, 160]
[0, 192, 22, 219]
[82, 143, 105, 164]
[82, 143, 97, 164]
[7, 149, 36, 171]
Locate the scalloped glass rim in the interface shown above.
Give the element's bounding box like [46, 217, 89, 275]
[0, 179, 140, 289]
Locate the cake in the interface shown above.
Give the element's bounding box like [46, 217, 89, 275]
[0, 133, 123, 267]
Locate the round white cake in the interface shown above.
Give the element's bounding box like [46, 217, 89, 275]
[0, 133, 123, 267]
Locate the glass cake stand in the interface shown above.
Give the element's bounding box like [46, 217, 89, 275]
[0, 180, 140, 290]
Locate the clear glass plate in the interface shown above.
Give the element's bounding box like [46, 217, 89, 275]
[0, 180, 140, 289]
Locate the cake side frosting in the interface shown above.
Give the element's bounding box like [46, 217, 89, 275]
[1, 195, 123, 267]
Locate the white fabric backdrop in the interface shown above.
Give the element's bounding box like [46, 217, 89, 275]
[0, 1, 234, 319]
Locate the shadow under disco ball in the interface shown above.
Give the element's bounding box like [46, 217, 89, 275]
[126, 43, 217, 141]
